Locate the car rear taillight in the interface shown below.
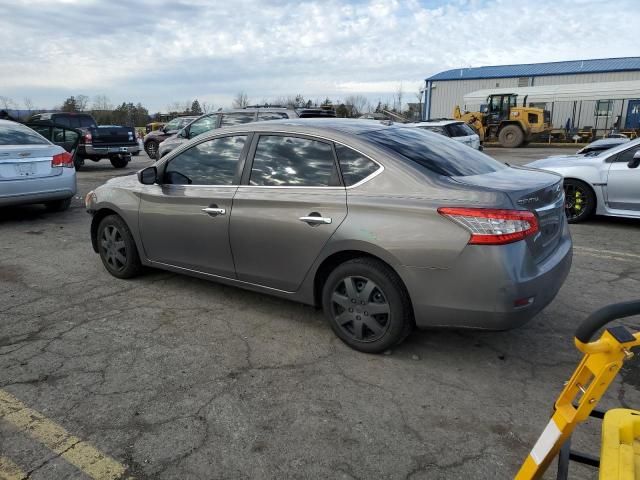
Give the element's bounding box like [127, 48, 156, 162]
[84, 132, 92, 143]
[438, 207, 538, 245]
[52, 152, 74, 168]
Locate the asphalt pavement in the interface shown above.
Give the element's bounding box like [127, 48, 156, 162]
[1, 147, 639, 479]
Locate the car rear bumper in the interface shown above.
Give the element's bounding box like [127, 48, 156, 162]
[0, 169, 76, 207]
[81, 143, 140, 156]
[401, 223, 572, 330]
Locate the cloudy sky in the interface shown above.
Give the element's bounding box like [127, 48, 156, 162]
[0, 0, 636, 113]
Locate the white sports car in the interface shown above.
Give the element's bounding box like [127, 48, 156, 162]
[527, 138, 640, 223]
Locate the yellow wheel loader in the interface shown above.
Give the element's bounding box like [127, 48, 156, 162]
[454, 94, 551, 148]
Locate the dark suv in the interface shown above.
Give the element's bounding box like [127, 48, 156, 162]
[157, 107, 335, 159]
[28, 112, 139, 169]
[142, 116, 198, 159]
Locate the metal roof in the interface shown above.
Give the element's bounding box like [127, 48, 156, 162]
[463, 80, 640, 103]
[427, 57, 640, 81]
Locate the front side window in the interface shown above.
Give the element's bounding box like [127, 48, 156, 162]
[188, 116, 217, 139]
[249, 135, 338, 187]
[335, 144, 380, 186]
[0, 124, 49, 145]
[362, 127, 506, 177]
[164, 135, 247, 185]
[614, 146, 640, 164]
[220, 113, 255, 127]
[164, 118, 181, 131]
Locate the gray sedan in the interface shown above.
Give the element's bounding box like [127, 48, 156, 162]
[86, 119, 572, 352]
[527, 138, 640, 223]
[0, 120, 77, 211]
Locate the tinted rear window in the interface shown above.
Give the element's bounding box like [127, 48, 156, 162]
[445, 123, 476, 137]
[0, 123, 49, 145]
[361, 128, 505, 177]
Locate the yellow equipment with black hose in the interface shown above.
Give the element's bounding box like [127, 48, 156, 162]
[516, 300, 640, 479]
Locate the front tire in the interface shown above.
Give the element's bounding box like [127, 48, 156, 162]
[564, 179, 595, 223]
[498, 125, 525, 148]
[97, 215, 142, 279]
[145, 140, 159, 160]
[322, 258, 413, 353]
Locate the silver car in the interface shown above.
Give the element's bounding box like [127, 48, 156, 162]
[86, 119, 572, 352]
[158, 107, 335, 159]
[0, 120, 77, 211]
[527, 138, 640, 223]
[402, 120, 482, 150]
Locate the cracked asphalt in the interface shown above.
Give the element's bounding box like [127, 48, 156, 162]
[1, 147, 639, 479]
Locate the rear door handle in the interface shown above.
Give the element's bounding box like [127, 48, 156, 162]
[202, 207, 226, 216]
[299, 216, 332, 225]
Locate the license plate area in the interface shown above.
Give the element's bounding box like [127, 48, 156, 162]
[15, 162, 36, 176]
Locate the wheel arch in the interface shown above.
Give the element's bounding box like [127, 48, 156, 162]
[91, 208, 119, 252]
[312, 249, 413, 321]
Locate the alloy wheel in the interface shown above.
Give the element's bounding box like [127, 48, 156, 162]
[146, 142, 158, 158]
[564, 183, 588, 221]
[100, 225, 127, 272]
[331, 276, 390, 342]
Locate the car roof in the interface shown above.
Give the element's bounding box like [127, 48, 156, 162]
[205, 118, 397, 137]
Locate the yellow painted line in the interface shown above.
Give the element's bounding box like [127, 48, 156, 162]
[0, 390, 128, 480]
[0, 456, 26, 480]
[573, 246, 640, 264]
[574, 245, 640, 260]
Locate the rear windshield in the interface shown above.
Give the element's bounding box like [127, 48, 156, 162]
[0, 123, 49, 145]
[446, 123, 476, 137]
[361, 127, 505, 177]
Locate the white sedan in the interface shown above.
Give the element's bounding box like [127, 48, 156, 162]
[527, 138, 640, 223]
[402, 120, 482, 150]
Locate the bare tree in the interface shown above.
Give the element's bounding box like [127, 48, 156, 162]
[392, 83, 404, 113]
[92, 95, 113, 111]
[167, 101, 183, 113]
[232, 91, 249, 109]
[76, 94, 89, 111]
[344, 94, 369, 116]
[0, 96, 16, 111]
[23, 97, 34, 114]
[200, 101, 215, 114]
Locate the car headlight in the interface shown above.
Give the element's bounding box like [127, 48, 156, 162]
[85, 190, 97, 210]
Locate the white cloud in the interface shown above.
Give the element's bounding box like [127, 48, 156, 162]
[0, 0, 636, 111]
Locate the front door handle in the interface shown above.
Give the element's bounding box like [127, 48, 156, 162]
[299, 215, 332, 225]
[202, 207, 226, 216]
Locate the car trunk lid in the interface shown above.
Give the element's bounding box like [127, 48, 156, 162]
[452, 166, 565, 262]
[0, 145, 62, 180]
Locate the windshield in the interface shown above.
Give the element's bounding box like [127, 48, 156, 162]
[0, 123, 49, 145]
[361, 127, 505, 177]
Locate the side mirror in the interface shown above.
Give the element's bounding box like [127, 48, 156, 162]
[179, 128, 188, 139]
[628, 150, 640, 169]
[138, 166, 157, 185]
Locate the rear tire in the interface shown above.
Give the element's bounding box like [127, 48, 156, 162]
[97, 215, 142, 279]
[110, 154, 129, 169]
[498, 125, 525, 148]
[45, 197, 71, 212]
[74, 156, 84, 170]
[322, 257, 413, 353]
[564, 179, 595, 223]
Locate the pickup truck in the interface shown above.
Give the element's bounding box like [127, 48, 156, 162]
[27, 112, 140, 170]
